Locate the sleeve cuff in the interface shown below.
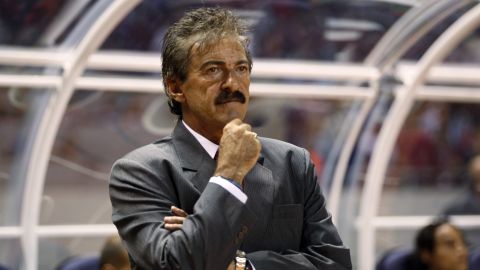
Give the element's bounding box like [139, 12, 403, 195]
[210, 176, 247, 203]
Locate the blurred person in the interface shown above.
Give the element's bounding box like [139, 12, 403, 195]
[110, 7, 351, 270]
[444, 155, 480, 216]
[442, 155, 480, 247]
[406, 219, 468, 270]
[393, 106, 439, 186]
[55, 236, 129, 270]
[100, 236, 131, 270]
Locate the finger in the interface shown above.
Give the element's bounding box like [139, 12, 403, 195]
[164, 223, 183, 231]
[228, 118, 242, 127]
[247, 131, 257, 140]
[164, 216, 186, 224]
[239, 123, 251, 132]
[171, 206, 188, 217]
[256, 137, 262, 151]
[226, 261, 235, 270]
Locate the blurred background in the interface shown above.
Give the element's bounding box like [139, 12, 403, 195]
[1, 0, 480, 269]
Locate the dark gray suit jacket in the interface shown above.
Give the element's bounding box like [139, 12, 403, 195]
[110, 122, 351, 270]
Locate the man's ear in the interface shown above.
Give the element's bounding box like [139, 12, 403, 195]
[166, 78, 185, 103]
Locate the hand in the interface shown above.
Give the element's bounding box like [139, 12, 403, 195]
[215, 119, 261, 185]
[226, 261, 235, 270]
[164, 206, 188, 231]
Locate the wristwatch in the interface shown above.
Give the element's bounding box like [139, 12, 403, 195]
[235, 250, 248, 270]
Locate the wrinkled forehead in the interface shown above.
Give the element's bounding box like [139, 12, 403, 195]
[187, 33, 248, 60]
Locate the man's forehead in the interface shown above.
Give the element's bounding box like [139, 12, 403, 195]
[189, 36, 247, 61]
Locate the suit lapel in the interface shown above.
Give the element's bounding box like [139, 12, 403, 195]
[172, 122, 276, 247]
[242, 157, 275, 250]
[189, 159, 216, 192]
[171, 121, 216, 193]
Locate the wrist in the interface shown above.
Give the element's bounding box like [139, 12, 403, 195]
[213, 175, 243, 190]
[214, 167, 244, 184]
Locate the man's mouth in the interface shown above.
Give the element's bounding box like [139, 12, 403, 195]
[214, 91, 246, 105]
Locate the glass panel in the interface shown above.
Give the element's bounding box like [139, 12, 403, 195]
[0, 1, 95, 47]
[0, 87, 51, 226]
[102, 1, 409, 62]
[248, 97, 359, 192]
[443, 28, 480, 64]
[335, 87, 394, 268]
[402, 3, 477, 61]
[43, 91, 174, 225]
[375, 25, 480, 253]
[379, 101, 480, 216]
[0, 239, 22, 270]
[39, 236, 114, 270]
[375, 229, 416, 267]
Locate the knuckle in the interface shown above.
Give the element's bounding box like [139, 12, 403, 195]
[233, 118, 242, 124]
[233, 127, 242, 135]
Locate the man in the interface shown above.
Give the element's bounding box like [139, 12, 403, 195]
[110, 7, 351, 270]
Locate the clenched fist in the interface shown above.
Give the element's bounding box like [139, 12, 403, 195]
[214, 119, 261, 186]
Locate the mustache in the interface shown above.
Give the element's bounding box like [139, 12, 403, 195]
[214, 90, 246, 105]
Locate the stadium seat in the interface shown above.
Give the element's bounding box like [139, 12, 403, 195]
[469, 247, 480, 269]
[376, 248, 412, 270]
[57, 256, 100, 270]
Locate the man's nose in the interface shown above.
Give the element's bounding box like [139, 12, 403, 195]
[221, 70, 240, 91]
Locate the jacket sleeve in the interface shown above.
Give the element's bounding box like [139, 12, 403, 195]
[109, 157, 256, 270]
[246, 149, 352, 270]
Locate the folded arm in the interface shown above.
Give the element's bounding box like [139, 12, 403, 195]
[110, 158, 255, 270]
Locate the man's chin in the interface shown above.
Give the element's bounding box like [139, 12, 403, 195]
[212, 114, 242, 129]
[226, 110, 246, 122]
[215, 106, 245, 120]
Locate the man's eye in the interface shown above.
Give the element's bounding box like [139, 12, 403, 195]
[237, 66, 248, 72]
[207, 67, 219, 74]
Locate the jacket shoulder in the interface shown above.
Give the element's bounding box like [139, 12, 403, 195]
[117, 136, 174, 164]
[259, 137, 305, 155]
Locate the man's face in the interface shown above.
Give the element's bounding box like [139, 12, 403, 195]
[171, 37, 250, 138]
[429, 224, 468, 270]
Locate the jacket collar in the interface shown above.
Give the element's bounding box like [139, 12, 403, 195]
[171, 120, 213, 171]
[171, 120, 265, 171]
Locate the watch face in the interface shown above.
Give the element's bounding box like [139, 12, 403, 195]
[235, 250, 247, 269]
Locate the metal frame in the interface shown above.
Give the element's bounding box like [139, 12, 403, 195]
[16, 1, 140, 269]
[365, 0, 472, 69]
[37, 224, 117, 238]
[4, 61, 480, 91]
[327, 0, 472, 224]
[358, 3, 480, 270]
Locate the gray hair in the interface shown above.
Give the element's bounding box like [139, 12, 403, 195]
[162, 7, 252, 116]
